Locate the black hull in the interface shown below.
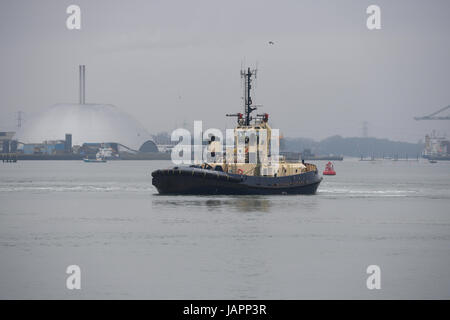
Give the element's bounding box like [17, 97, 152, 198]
[151, 167, 322, 195]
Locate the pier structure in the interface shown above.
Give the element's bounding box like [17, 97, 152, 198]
[359, 154, 420, 161]
[1, 153, 18, 163]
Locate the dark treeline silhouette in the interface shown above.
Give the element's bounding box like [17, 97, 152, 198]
[282, 135, 424, 158]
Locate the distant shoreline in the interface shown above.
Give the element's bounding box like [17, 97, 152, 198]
[2, 152, 171, 161]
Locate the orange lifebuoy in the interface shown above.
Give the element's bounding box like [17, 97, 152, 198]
[237, 169, 244, 175]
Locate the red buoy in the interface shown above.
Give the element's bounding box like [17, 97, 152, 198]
[323, 161, 336, 175]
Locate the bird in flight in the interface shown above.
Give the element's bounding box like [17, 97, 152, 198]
[268, 41, 274, 45]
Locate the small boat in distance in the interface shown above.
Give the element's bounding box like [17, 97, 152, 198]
[83, 148, 107, 163]
[323, 162, 336, 175]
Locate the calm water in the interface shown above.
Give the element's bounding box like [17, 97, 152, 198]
[0, 159, 449, 299]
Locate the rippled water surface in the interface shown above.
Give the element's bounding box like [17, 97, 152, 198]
[1, 159, 449, 299]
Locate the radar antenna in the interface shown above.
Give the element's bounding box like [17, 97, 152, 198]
[227, 66, 261, 125]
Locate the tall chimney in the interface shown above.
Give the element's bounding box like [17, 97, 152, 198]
[79, 65, 85, 104]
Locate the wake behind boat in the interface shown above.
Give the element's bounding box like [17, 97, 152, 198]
[83, 157, 106, 163]
[151, 67, 322, 195]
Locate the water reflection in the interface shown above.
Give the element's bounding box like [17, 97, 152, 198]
[152, 196, 272, 212]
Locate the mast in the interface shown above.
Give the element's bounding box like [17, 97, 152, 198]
[79, 65, 86, 104]
[227, 66, 258, 125]
[241, 67, 257, 126]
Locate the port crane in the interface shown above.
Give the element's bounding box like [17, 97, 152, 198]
[414, 105, 450, 120]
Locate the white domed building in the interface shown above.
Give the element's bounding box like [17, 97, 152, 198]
[14, 65, 153, 151]
[15, 103, 152, 150]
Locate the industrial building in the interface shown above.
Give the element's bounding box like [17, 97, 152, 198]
[0, 132, 16, 153]
[13, 65, 154, 151]
[19, 133, 71, 155]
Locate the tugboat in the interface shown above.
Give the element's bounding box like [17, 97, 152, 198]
[151, 68, 322, 195]
[323, 162, 336, 175]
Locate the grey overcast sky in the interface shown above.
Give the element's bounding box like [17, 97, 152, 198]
[0, 0, 449, 142]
